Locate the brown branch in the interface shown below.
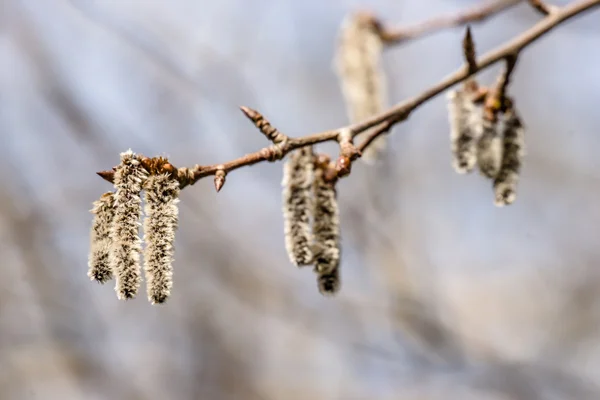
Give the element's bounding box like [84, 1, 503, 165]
[97, 0, 600, 190]
[528, 0, 557, 15]
[379, 0, 524, 44]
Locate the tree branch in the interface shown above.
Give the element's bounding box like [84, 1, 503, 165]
[528, 0, 558, 15]
[379, 0, 524, 44]
[97, 0, 600, 191]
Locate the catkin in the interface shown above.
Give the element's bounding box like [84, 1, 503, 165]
[334, 12, 388, 163]
[110, 150, 148, 300]
[494, 109, 525, 207]
[143, 173, 180, 304]
[88, 192, 116, 283]
[447, 89, 482, 173]
[282, 147, 314, 266]
[317, 267, 340, 297]
[312, 166, 341, 295]
[476, 115, 504, 178]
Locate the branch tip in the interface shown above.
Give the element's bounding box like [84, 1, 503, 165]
[97, 170, 115, 183]
[240, 105, 287, 144]
[528, 0, 555, 15]
[462, 25, 477, 73]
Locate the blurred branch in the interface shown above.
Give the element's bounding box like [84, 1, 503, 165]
[528, 0, 558, 15]
[379, 0, 524, 44]
[97, 0, 600, 191]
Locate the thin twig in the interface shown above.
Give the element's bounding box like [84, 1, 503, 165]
[528, 0, 557, 15]
[97, 0, 600, 189]
[379, 0, 524, 44]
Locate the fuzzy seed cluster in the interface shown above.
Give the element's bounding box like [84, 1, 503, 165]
[312, 167, 341, 296]
[282, 147, 314, 266]
[281, 148, 341, 296]
[87, 150, 181, 304]
[88, 192, 116, 283]
[334, 12, 388, 163]
[447, 89, 525, 206]
[143, 173, 180, 304]
[111, 150, 148, 300]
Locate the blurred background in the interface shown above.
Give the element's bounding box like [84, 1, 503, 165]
[1, 0, 600, 399]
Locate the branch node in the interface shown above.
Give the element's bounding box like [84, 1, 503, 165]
[335, 128, 361, 177]
[240, 106, 288, 144]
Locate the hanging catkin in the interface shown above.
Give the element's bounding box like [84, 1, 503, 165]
[312, 165, 341, 296]
[476, 115, 504, 179]
[110, 150, 147, 300]
[494, 108, 525, 206]
[282, 147, 314, 266]
[88, 192, 116, 283]
[447, 89, 482, 173]
[334, 12, 388, 163]
[143, 173, 180, 304]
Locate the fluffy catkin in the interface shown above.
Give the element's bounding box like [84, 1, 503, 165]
[494, 109, 525, 206]
[476, 115, 504, 178]
[282, 147, 314, 266]
[447, 89, 482, 173]
[88, 192, 116, 283]
[143, 173, 180, 304]
[110, 150, 148, 300]
[334, 12, 388, 163]
[317, 267, 340, 297]
[312, 166, 341, 295]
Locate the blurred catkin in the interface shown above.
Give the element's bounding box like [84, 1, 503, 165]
[317, 267, 340, 296]
[447, 89, 482, 173]
[494, 108, 525, 206]
[143, 173, 180, 304]
[312, 166, 341, 296]
[282, 147, 314, 266]
[334, 12, 388, 163]
[88, 192, 115, 283]
[477, 115, 504, 178]
[110, 150, 148, 300]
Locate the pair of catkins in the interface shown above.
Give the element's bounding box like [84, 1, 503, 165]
[282, 147, 341, 296]
[448, 86, 525, 206]
[88, 150, 180, 304]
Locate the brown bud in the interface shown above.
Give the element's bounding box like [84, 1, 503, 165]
[214, 169, 226, 192]
[335, 155, 352, 177]
[162, 163, 175, 175]
[140, 156, 154, 172]
[97, 170, 115, 183]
